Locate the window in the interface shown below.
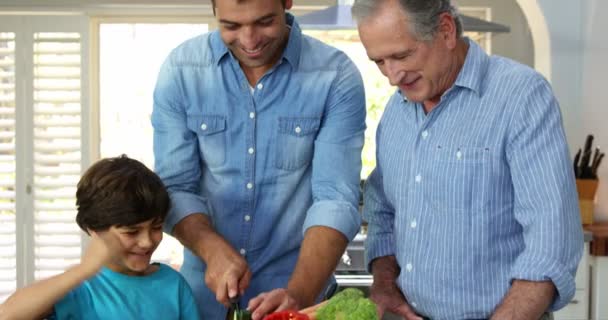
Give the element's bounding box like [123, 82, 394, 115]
[96, 21, 210, 268]
[0, 30, 16, 301]
[0, 15, 88, 302]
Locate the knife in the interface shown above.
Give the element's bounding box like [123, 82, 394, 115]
[580, 135, 594, 171]
[592, 153, 604, 178]
[226, 296, 252, 320]
[573, 148, 582, 178]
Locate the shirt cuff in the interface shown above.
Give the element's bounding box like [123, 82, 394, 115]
[510, 259, 576, 311]
[365, 233, 395, 273]
[164, 191, 210, 234]
[303, 200, 361, 241]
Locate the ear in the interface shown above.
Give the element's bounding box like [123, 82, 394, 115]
[437, 12, 457, 49]
[285, 0, 293, 10]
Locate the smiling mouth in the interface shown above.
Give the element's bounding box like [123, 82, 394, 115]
[404, 76, 421, 87]
[241, 43, 267, 57]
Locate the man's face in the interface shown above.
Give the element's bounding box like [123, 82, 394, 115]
[216, 0, 292, 72]
[98, 218, 163, 276]
[358, 1, 456, 105]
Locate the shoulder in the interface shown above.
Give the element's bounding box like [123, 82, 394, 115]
[164, 32, 215, 67]
[486, 55, 549, 92]
[298, 34, 357, 71]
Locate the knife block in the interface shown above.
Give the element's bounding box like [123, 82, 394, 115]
[576, 179, 598, 225]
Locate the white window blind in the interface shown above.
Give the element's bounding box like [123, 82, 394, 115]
[0, 16, 88, 301]
[0, 31, 16, 302]
[33, 32, 83, 280]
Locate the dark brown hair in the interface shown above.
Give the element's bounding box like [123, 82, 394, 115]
[75, 155, 170, 233]
[210, 0, 287, 15]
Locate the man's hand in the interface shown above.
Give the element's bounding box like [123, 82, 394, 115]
[172, 214, 252, 306]
[203, 239, 252, 306]
[370, 256, 423, 320]
[247, 288, 299, 320]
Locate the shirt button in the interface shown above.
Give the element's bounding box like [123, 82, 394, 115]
[257, 83, 263, 90]
[244, 215, 251, 222]
[410, 220, 417, 229]
[406, 263, 413, 272]
[411, 302, 417, 308]
[246, 182, 253, 189]
[421, 130, 428, 139]
[456, 150, 462, 159]
[239, 248, 246, 255]
[415, 175, 422, 183]
[200, 123, 207, 131]
[248, 147, 254, 154]
[294, 126, 302, 134]
[249, 112, 255, 119]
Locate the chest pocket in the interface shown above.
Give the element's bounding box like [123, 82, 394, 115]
[425, 145, 490, 212]
[187, 115, 227, 168]
[275, 117, 321, 170]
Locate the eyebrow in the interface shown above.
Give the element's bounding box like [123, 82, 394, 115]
[369, 48, 418, 62]
[219, 13, 277, 26]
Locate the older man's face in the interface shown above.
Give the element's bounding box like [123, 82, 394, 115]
[358, 1, 457, 107]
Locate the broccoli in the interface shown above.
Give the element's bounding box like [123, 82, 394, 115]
[316, 288, 378, 320]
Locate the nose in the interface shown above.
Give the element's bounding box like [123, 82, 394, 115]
[385, 60, 405, 86]
[239, 26, 260, 50]
[138, 232, 153, 249]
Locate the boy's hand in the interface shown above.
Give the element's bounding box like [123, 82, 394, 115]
[79, 231, 114, 276]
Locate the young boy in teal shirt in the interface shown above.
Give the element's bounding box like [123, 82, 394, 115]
[0, 155, 200, 319]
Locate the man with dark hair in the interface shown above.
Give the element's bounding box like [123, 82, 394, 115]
[352, 0, 583, 319]
[152, 0, 366, 319]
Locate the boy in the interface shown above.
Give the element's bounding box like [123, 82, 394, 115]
[0, 155, 200, 319]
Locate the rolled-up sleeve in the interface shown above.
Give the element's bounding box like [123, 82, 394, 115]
[302, 57, 366, 241]
[152, 57, 210, 234]
[506, 76, 583, 310]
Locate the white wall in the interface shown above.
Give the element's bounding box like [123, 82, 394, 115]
[579, 0, 608, 222]
[531, 0, 607, 221]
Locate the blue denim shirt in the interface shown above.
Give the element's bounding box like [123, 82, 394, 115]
[364, 39, 583, 320]
[152, 14, 366, 319]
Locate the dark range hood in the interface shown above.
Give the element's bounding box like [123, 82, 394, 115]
[297, 4, 510, 33]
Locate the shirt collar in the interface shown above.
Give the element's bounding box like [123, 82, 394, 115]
[210, 12, 301, 69]
[452, 37, 489, 96]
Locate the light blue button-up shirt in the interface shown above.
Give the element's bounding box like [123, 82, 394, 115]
[364, 39, 583, 320]
[152, 14, 366, 319]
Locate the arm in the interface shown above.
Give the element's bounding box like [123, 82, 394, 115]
[248, 56, 366, 318]
[502, 76, 583, 313]
[152, 58, 250, 305]
[491, 280, 555, 320]
[172, 214, 251, 304]
[0, 233, 108, 320]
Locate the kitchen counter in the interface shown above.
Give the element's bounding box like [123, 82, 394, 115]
[584, 222, 608, 256]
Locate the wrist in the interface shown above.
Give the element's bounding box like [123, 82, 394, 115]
[286, 283, 315, 308]
[371, 256, 400, 282]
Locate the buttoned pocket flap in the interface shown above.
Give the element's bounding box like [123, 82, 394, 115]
[188, 115, 226, 135]
[278, 117, 321, 136]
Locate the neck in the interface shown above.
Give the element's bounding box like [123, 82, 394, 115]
[422, 38, 469, 113]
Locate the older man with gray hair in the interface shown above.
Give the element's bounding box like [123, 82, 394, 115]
[353, 0, 583, 319]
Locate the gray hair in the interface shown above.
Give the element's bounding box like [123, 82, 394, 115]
[352, 0, 463, 41]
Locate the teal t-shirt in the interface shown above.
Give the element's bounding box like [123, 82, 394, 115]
[51, 263, 200, 319]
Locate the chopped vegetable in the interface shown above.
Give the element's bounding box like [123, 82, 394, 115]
[263, 310, 309, 320]
[315, 288, 378, 320]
